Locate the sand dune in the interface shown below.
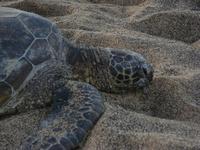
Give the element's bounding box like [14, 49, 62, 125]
[0, 0, 200, 149]
[132, 11, 200, 43]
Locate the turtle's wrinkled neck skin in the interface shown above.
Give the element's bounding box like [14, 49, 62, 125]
[64, 40, 111, 92]
[63, 39, 153, 93]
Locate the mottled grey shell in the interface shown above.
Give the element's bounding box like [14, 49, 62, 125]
[0, 7, 62, 105]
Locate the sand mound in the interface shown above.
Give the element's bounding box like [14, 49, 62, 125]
[1, 0, 200, 149]
[6, 0, 76, 17]
[132, 11, 200, 43]
[83, 103, 200, 150]
[154, 0, 200, 9]
[87, 0, 146, 6]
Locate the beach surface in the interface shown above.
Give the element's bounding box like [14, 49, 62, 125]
[1, 0, 200, 149]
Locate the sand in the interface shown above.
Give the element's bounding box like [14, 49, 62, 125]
[0, 0, 200, 149]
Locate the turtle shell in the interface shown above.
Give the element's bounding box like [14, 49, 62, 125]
[0, 7, 63, 105]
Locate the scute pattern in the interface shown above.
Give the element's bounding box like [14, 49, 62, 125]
[18, 13, 52, 38]
[52, 24, 61, 34]
[5, 58, 33, 89]
[48, 33, 61, 51]
[0, 16, 34, 80]
[0, 7, 21, 18]
[0, 81, 12, 105]
[0, 59, 10, 80]
[26, 39, 51, 65]
[0, 8, 59, 106]
[0, 17, 34, 58]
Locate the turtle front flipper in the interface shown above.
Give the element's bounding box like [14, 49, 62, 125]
[21, 81, 105, 150]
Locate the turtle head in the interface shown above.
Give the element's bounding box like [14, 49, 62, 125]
[64, 43, 154, 93]
[109, 50, 154, 93]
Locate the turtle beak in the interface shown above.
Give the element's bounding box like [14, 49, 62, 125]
[133, 63, 153, 91]
[143, 86, 149, 95]
[134, 78, 149, 89]
[142, 63, 154, 82]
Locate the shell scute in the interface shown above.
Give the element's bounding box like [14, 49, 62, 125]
[52, 24, 61, 34]
[18, 13, 52, 38]
[26, 39, 51, 65]
[0, 17, 34, 58]
[48, 32, 61, 51]
[0, 16, 34, 80]
[0, 82, 12, 105]
[5, 58, 33, 90]
[0, 7, 21, 18]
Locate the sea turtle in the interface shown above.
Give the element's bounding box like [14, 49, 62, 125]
[0, 7, 153, 150]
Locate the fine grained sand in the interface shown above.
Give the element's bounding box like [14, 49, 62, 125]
[1, 0, 200, 149]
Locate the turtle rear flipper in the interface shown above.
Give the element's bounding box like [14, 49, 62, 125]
[21, 81, 105, 150]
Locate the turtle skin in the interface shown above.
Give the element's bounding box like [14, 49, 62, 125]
[0, 7, 153, 150]
[22, 81, 104, 150]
